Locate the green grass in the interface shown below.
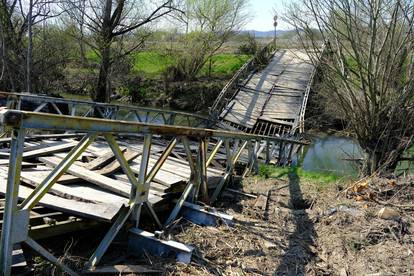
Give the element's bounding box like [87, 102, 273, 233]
[258, 164, 342, 188]
[86, 51, 100, 64]
[132, 52, 174, 77]
[200, 54, 251, 77]
[86, 50, 250, 78]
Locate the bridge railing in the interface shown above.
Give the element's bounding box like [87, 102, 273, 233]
[0, 91, 212, 129]
[294, 45, 327, 133]
[209, 41, 276, 122]
[0, 109, 307, 275]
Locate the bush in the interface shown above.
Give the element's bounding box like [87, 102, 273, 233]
[238, 34, 258, 55]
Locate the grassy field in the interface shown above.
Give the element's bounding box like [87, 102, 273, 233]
[199, 54, 250, 77]
[258, 164, 344, 188]
[86, 50, 251, 79]
[132, 52, 174, 77]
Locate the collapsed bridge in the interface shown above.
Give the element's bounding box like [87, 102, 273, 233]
[0, 45, 318, 275]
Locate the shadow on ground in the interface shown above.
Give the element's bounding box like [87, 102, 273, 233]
[273, 166, 317, 275]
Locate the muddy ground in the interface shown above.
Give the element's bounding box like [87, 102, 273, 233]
[160, 174, 414, 275]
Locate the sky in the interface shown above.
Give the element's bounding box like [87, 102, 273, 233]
[244, 0, 293, 31]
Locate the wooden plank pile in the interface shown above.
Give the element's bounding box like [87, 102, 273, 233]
[0, 135, 225, 224]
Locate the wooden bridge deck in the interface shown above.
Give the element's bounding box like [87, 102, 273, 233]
[219, 49, 315, 135]
[0, 136, 230, 222]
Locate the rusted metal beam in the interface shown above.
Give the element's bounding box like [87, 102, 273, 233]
[206, 139, 223, 167]
[198, 139, 209, 203]
[0, 110, 307, 146]
[0, 128, 25, 276]
[0, 91, 210, 127]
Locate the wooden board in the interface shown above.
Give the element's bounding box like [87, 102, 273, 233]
[40, 156, 132, 197]
[23, 142, 77, 159]
[0, 176, 122, 221]
[15, 168, 129, 205]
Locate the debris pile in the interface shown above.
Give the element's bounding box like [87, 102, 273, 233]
[161, 175, 414, 275]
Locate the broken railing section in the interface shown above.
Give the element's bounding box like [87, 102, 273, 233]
[294, 46, 327, 134]
[0, 91, 211, 129]
[0, 110, 306, 275]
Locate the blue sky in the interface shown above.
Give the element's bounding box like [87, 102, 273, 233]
[244, 0, 293, 31]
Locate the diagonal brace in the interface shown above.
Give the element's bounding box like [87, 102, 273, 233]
[19, 134, 95, 211]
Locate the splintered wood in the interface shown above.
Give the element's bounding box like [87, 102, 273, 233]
[0, 136, 226, 223]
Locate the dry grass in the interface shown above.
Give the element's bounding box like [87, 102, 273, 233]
[160, 174, 414, 275]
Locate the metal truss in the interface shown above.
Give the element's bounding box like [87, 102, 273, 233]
[0, 110, 307, 275]
[0, 92, 212, 129]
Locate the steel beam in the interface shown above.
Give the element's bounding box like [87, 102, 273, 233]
[133, 134, 152, 227]
[86, 207, 133, 268]
[180, 201, 233, 227]
[0, 128, 25, 276]
[211, 141, 247, 203]
[198, 139, 209, 203]
[0, 110, 307, 147]
[206, 139, 223, 167]
[164, 181, 195, 227]
[128, 229, 193, 264]
[25, 237, 78, 276]
[145, 138, 178, 184]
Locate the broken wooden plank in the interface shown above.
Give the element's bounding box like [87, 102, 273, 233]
[23, 142, 77, 159]
[85, 149, 124, 170]
[39, 156, 131, 197]
[0, 177, 122, 221]
[97, 149, 140, 175]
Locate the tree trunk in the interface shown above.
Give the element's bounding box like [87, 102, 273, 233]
[26, 0, 33, 93]
[93, 0, 112, 104]
[79, 0, 87, 66]
[94, 44, 111, 103]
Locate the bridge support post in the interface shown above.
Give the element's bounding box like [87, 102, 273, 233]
[278, 141, 284, 166]
[265, 140, 271, 164]
[211, 141, 247, 203]
[198, 138, 209, 203]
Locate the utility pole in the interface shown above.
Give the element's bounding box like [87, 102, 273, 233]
[273, 15, 278, 49]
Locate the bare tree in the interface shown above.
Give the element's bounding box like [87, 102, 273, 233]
[286, 0, 414, 175]
[171, 0, 249, 80]
[0, 0, 61, 92]
[63, 0, 178, 103]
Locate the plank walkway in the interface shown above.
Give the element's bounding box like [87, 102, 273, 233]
[219, 49, 315, 135]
